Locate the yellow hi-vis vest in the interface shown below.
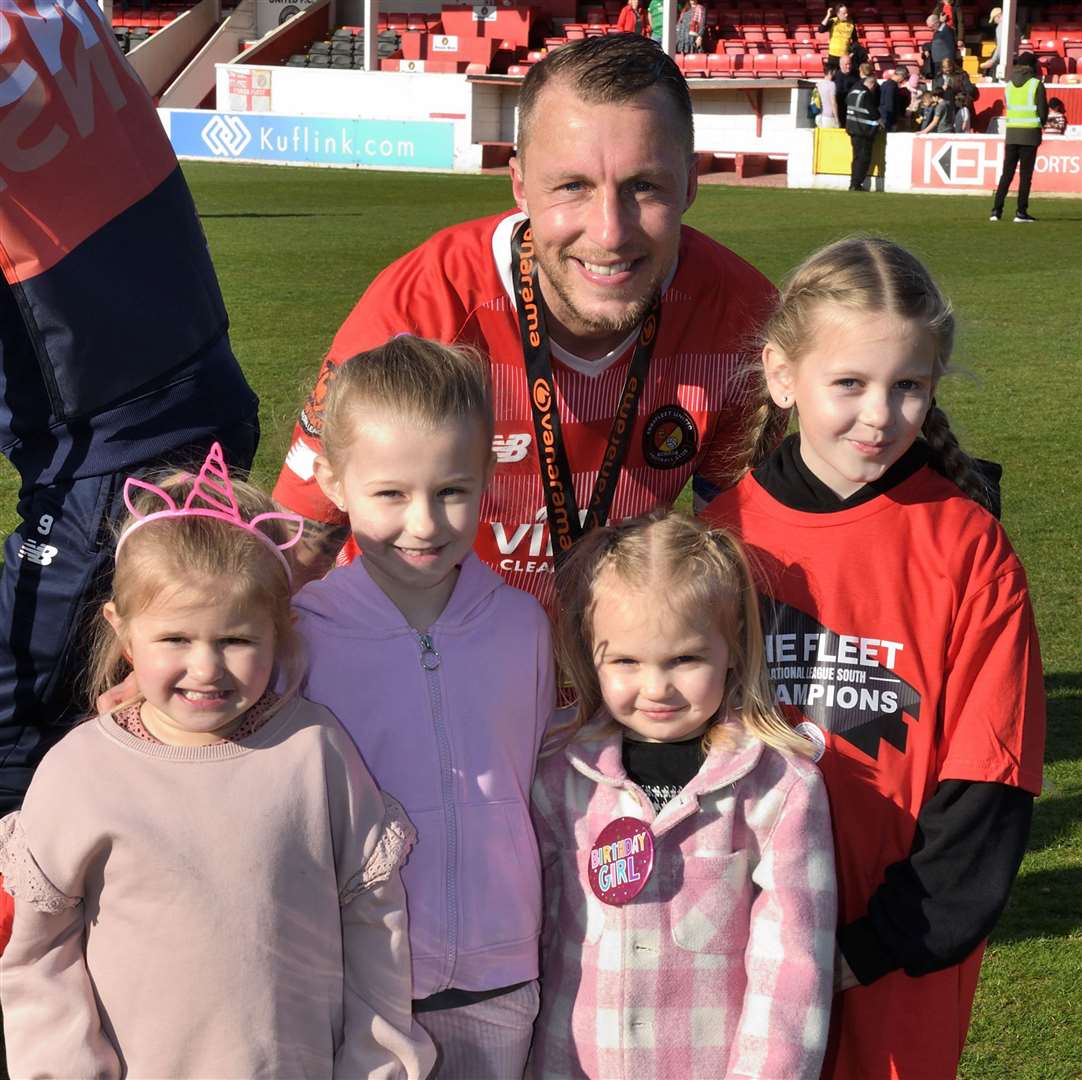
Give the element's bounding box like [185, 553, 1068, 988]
[1005, 78, 1041, 128]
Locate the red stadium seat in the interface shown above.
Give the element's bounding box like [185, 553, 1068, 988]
[752, 53, 779, 76]
[707, 52, 731, 75]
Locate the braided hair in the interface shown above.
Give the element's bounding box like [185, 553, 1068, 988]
[736, 236, 993, 511]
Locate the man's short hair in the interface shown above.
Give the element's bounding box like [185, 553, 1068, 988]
[1015, 51, 1037, 69]
[895, 64, 909, 77]
[516, 35, 694, 162]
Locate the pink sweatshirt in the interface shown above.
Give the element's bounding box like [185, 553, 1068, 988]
[295, 553, 555, 999]
[0, 695, 435, 1079]
[532, 720, 837, 1079]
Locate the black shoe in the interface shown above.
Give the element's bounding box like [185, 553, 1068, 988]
[1013, 211, 1037, 222]
[989, 210, 1001, 221]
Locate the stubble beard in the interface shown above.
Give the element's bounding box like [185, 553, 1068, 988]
[536, 247, 670, 343]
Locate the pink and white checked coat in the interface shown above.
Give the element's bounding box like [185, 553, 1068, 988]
[531, 721, 836, 1079]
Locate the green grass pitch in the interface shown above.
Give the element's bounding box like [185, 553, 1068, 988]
[1, 165, 1078, 1078]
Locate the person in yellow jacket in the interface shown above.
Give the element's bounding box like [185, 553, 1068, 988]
[990, 52, 1049, 222]
[821, 5, 858, 59]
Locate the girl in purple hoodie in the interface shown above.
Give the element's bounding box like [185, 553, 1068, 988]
[304, 336, 556, 1078]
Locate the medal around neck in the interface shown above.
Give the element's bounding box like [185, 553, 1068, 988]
[589, 817, 654, 906]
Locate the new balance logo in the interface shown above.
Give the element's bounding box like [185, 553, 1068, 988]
[201, 115, 252, 158]
[17, 540, 58, 566]
[492, 433, 532, 463]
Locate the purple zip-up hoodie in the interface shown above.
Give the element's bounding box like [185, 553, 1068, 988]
[295, 554, 555, 999]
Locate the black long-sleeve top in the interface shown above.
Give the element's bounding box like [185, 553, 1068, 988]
[751, 436, 1034, 984]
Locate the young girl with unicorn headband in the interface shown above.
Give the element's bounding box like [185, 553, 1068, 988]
[0, 445, 435, 1079]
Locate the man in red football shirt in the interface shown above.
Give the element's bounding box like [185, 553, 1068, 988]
[275, 34, 777, 612]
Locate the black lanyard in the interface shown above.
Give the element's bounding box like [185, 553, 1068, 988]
[510, 219, 661, 565]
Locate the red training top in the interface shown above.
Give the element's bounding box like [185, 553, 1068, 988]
[705, 465, 1045, 1080]
[274, 211, 775, 617]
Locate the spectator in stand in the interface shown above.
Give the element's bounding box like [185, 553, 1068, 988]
[846, 75, 882, 190]
[928, 12, 957, 71]
[953, 92, 973, 131]
[913, 88, 935, 129]
[832, 53, 862, 126]
[937, 57, 975, 106]
[1044, 97, 1067, 134]
[879, 65, 912, 131]
[990, 52, 1048, 222]
[821, 6, 858, 61]
[648, 0, 664, 42]
[616, 0, 651, 37]
[817, 73, 841, 127]
[675, 0, 706, 54]
[918, 86, 953, 133]
[980, 7, 1009, 79]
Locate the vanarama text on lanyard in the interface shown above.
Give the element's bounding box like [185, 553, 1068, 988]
[511, 219, 661, 567]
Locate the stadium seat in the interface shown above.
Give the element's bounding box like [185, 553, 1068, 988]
[753, 53, 779, 76]
[683, 55, 708, 76]
[707, 53, 730, 76]
[776, 52, 802, 76]
[286, 53, 307, 66]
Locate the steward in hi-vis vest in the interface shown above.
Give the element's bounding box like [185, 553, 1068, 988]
[845, 78, 881, 191]
[845, 85, 880, 136]
[990, 53, 1048, 221]
[1005, 76, 1042, 130]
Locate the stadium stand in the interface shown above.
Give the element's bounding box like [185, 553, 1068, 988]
[112, 2, 196, 53]
[147, 1, 1082, 83]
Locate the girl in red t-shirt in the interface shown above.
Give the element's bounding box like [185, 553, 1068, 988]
[705, 237, 1045, 1079]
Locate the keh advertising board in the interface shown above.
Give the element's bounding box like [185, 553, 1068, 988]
[167, 110, 455, 170]
[912, 135, 1082, 193]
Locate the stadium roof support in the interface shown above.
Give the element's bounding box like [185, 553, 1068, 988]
[364, 0, 378, 70]
[997, 0, 1018, 80]
[661, 0, 675, 56]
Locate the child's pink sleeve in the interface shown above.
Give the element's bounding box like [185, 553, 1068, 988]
[726, 767, 837, 1079]
[0, 815, 122, 1079]
[328, 727, 436, 1080]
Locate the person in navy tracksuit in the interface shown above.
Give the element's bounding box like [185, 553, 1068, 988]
[0, 0, 258, 812]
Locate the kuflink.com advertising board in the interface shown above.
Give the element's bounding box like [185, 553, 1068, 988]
[166, 111, 455, 170]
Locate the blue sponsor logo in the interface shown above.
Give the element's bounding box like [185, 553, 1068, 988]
[168, 111, 454, 169]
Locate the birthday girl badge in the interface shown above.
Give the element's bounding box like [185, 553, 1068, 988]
[588, 817, 654, 906]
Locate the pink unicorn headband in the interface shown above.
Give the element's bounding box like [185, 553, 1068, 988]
[115, 443, 305, 578]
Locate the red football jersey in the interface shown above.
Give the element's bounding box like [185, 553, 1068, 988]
[705, 467, 1045, 1080]
[274, 212, 776, 614]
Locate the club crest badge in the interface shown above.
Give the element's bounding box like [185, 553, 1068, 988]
[643, 405, 698, 470]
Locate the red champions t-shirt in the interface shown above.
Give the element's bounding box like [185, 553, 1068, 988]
[705, 467, 1045, 1080]
[273, 211, 776, 615]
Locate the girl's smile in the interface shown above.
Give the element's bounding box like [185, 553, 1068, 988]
[764, 312, 937, 499]
[315, 406, 492, 629]
[104, 584, 277, 747]
[590, 571, 731, 743]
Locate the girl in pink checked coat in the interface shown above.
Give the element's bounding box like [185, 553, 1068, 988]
[531, 511, 836, 1079]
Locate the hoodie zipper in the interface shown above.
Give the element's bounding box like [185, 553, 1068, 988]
[416, 630, 458, 987]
